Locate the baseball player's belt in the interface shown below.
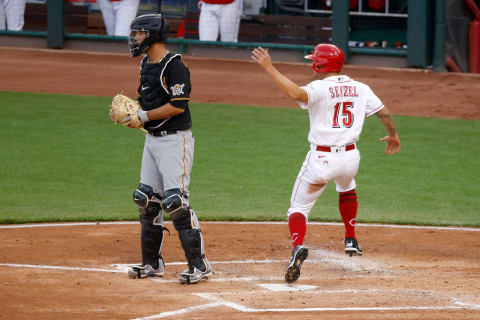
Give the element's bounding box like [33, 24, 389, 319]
[316, 144, 356, 152]
[148, 130, 178, 137]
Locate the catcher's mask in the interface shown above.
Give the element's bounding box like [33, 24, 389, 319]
[128, 14, 169, 57]
[304, 43, 345, 74]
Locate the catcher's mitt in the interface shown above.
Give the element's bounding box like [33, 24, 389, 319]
[109, 94, 143, 129]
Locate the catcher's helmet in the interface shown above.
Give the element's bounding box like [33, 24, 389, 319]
[304, 44, 345, 74]
[128, 14, 170, 57]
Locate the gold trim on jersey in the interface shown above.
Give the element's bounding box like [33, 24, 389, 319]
[171, 97, 189, 101]
[162, 76, 167, 90]
[181, 135, 186, 193]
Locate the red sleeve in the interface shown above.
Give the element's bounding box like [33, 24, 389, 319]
[201, 0, 236, 4]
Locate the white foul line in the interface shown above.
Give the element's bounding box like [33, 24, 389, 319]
[205, 221, 480, 232]
[0, 221, 138, 229]
[0, 221, 478, 232]
[0, 263, 123, 273]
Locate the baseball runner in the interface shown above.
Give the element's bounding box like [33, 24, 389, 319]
[109, 14, 213, 284]
[251, 44, 401, 283]
[97, 0, 139, 36]
[0, 0, 26, 31]
[198, 0, 243, 42]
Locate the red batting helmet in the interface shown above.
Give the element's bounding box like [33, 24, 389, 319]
[304, 44, 345, 74]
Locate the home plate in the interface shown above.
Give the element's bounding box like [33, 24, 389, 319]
[257, 283, 318, 292]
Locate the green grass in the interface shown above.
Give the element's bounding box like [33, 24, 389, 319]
[0, 91, 478, 226]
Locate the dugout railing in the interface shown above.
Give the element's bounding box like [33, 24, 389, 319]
[0, 0, 443, 70]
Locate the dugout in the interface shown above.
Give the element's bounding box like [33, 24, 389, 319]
[0, 0, 474, 72]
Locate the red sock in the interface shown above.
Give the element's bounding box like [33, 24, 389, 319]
[339, 190, 358, 239]
[288, 212, 306, 249]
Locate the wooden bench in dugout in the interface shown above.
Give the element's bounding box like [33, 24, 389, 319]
[24, 2, 91, 33]
[178, 12, 332, 45]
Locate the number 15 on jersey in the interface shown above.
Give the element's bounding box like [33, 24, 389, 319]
[332, 102, 354, 128]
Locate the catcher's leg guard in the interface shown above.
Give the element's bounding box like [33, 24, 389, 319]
[129, 184, 168, 279]
[140, 214, 166, 268]
[133, 183, 162, 220]
[177, 227, 213, 284]
[162, 189, 212, 284]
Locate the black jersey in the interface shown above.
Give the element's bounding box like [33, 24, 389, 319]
[138, 52, 192, 133]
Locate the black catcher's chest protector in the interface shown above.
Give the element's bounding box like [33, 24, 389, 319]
[138, 54, 174, 111]
[137, 52, 192, 132]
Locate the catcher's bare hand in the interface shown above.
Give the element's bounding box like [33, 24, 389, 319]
[109, 108, 116, 122]
[251, 47, 273, 70]
[120, 115, 137, 128]
[380, 133, 401, 154]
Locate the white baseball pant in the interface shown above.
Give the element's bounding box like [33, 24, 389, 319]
[199, 0, 243, 42]
[97, 0, 139, 36]
[0, 0, 26, 31]
[287, 144, 360, 219]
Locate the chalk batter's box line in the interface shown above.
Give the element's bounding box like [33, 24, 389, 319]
[131, 291, 479, 320]
[0, 258, 343, 275]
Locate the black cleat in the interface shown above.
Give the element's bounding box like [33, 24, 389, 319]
[128, 258, 165, 279]
[179, 258, 213, 284]
[285, 245, 308, 284]
[344, 238, 363, 257]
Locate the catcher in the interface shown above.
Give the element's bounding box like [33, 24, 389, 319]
[108, 13, 213, 284]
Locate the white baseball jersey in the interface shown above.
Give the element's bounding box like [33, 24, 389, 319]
[287, 75, 384, 218]
[298, 75, 384, 147]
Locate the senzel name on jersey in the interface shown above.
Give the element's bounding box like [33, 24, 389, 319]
[329, 85, 359, 99]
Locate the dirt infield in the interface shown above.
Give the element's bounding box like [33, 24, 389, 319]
[0, 47, 479, 319]
[0, 222, 479, 319]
